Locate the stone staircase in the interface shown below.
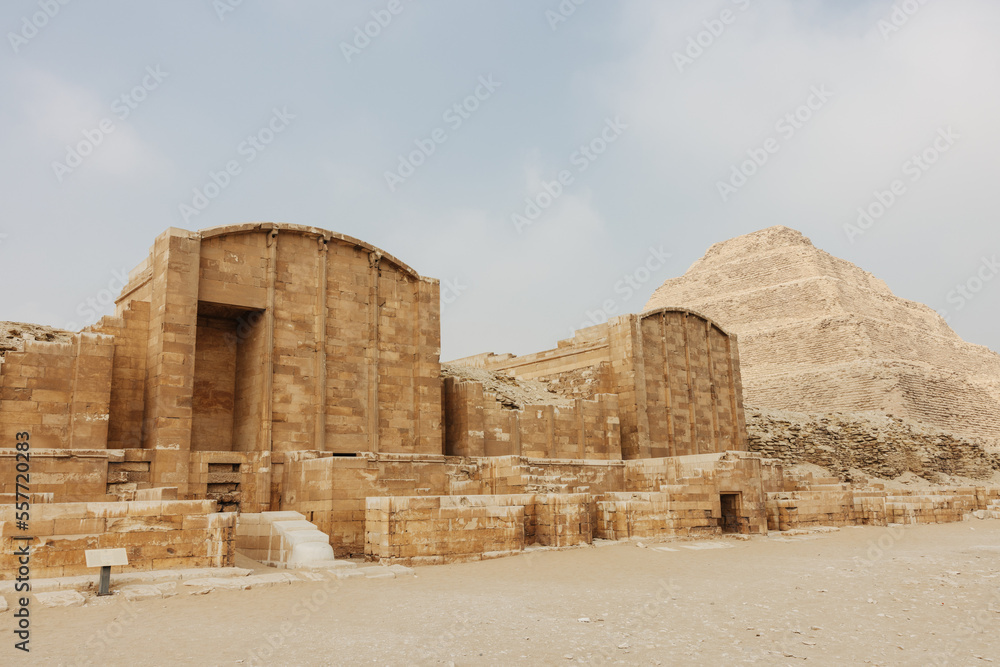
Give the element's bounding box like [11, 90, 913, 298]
[235, 511, 338, 568]
[973, 498, 1000, 520]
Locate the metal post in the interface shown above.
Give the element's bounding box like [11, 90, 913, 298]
[98, 565, 111, 596]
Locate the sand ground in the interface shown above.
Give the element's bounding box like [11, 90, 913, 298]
[5, 521, 1000, 666]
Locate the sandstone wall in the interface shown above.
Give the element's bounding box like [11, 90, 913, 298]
[365, 495, 526, 565]
[443, 377, 621, 459]
[280, 453, 515, 557]
[1, 222, 444, 497]
[596, 492, 723, 540]
[766, 483, 1000, 530]
[0, 499, 236, 579]
[450, 309, 747, 459]
[88, 301, 150, 451]
[0, 333, 114, 451]
[281, 453, 624, 556]
[282, 451, 772, 556]
[0, 449, 115, 502]
[364, 493, 594, 565]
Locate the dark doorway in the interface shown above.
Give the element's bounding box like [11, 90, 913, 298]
[720, 493, 741, 534]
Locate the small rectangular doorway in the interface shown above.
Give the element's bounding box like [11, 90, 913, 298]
[720, 493, 741, 534]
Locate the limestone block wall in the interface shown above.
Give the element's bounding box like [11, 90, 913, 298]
[596, 492, 708, 540]
[766, 490, 856, 531]
[106, 449, 153, 500]
[282, 453, 476, 557]
[191, 315, 238, 452]
[364, 493, 592, 565]
[365, 495, 525, 565]
[0, 499, 236, 579]
[87, 301, 150, 451]
[608, 310, 747, 458]
[852, 492, 889, 526]
[443, 377, 621, 459]
[0, 449, 115, 502]
[766, 486, 1000, 530]
[187, 450, 271, 513]
[533, 493, 593, 547]
[141, 228, 202, 495]
[282, 453, 620, 556]
[885, 490, 980, 525]
[624, 452, 767, 495]
[519, 460, 624, 534]
[0, 333, 114, 451]
[282, 452, 773, 556]
[521, 458, 626, 495]
[108, 223, 443, 481]
[455, 309, 747, 460]
[620, 452, 769, 535]
[597, 456, 771, 539]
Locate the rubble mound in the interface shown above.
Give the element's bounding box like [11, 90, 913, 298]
[646, 226, 1000, 449]
[0, 321, 73, 357]
[441, 363, 571, 410]
[747, 405, 1000, 482]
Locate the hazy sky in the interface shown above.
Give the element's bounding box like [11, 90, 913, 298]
[1, 0, 998, 360]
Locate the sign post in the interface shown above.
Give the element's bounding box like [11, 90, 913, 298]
[85, 548, 129, 596]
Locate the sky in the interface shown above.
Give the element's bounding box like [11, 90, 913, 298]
[1, 0, 998, 361]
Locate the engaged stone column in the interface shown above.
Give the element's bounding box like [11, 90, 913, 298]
[143, 228, 201, 497]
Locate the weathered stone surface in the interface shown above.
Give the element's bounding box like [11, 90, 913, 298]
[116, 584, 165, 601]
[34, 590, 86, 608]
[0, 321, 73, 356]
[747, 406, 1000, 480]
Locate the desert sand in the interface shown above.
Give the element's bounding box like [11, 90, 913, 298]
[10, 521, 1000, 666]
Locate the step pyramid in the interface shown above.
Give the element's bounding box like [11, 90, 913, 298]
[645, 226, 1000, 448]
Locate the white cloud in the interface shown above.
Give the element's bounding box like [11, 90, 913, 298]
[8, 66, 171, 186]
